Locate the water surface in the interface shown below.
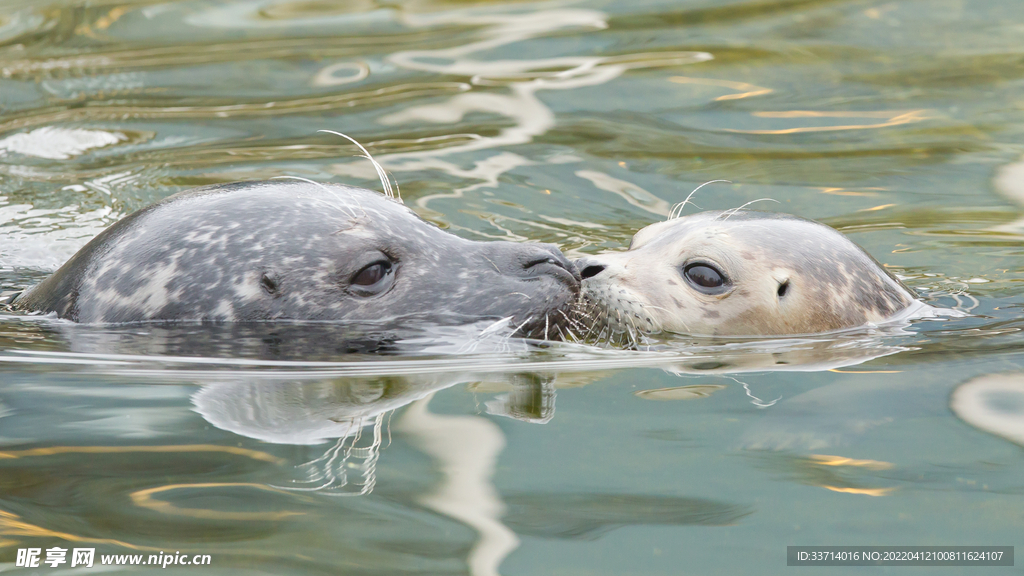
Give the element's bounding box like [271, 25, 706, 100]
[2, 0, 1023, 574]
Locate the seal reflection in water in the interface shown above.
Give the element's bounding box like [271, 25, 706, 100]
[573, 210, 919, 341]
[15, 181, 580, 339]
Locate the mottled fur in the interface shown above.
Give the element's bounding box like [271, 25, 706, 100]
[16, 181, 580, 339]
[575, 210, 917, 340]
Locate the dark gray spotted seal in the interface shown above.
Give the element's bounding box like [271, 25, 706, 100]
[15, 180, 580, 339]
[573, 210, 922, 338]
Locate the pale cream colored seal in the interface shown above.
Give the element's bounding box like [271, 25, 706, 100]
[573, 210, 920, 341]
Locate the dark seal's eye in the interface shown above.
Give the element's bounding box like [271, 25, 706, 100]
[683, 263, 728, 294]
[353, 261, 390, 286]
[349, 260, 395, 296]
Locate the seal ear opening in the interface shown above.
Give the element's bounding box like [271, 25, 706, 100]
[777, 280, 790, 299]
[260, 272, 281, 297]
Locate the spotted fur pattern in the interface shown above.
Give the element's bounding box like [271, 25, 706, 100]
[16, 181, 580, 339]
[574, 210, 917, 340]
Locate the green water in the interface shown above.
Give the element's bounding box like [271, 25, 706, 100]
[1, 0, 1024, 574]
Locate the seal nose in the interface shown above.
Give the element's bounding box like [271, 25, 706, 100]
[484, 242, 580, 289]
[574, 257, 606, 280]
[520, 244, 582, 287]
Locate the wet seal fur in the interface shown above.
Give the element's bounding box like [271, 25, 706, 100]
[573, 210, 920, 340]
[15, 180, 580, 339]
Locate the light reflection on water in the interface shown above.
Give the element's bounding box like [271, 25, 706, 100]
[2, 0, 1024, 573]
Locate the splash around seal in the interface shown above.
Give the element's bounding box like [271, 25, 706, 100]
[574, 210, 920, 340]
[15, 180, 580, 339]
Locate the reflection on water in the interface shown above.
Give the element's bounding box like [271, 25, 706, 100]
[951, 373, 1024, 447]
[502, 493, 752, 540]
[2, 0, 1024, 573]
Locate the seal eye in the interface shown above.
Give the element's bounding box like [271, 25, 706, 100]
[349, 260, 395, 296]
[683, 263, 728, 294]
[353, 261, 390, 286]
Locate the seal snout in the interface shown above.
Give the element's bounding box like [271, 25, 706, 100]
[472, 242, 581, 339]
[494, 243, 581, 290]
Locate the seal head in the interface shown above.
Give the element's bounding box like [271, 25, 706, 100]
[15, 181, 580, 339]
[574, 210, 916, 339]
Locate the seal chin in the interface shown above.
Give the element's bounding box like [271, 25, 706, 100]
[573, 210, 920, 340]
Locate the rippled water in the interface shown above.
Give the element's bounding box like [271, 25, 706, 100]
[2, 0, 1024, 574]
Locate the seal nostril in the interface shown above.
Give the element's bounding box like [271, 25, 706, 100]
[493, 244, 579, 291]
[580, 265, 605, 280]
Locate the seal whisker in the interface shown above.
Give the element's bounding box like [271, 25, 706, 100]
[481, 255, 502, 273]
[569, 309, 593, 323]
[719, 197, 780, 221]
[356, 154, 400, 202]
[319, 128, 391, 197]
[478, 316, 515, 337]
[578, 307, 602, 340]
[624, 312, 645, 349]
[611, 308, 640, 348]
[670, 179, 731, 220]
[556, 310, 585, 341]
[271, 175, 361, 219]
[618, 325, 634, 348]
[319, 129, 402, 202]
[511, 315, 534, 338]
[355, 153, 393, 198]
[634, 302, 672, 332]
[391, 176, 403, 204]
[558, 308, 584, 326]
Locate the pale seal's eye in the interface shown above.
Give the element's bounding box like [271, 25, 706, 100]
[350, 260, 395, 296]
[682, 263, 728, 294]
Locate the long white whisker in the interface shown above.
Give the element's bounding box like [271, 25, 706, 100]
[556, 310, 583, 341]
[319, 129, 401, 202]
[478, 316, 514, 337]
[271, 175, 360, 218]
[391, 175, 402, 203]
[355, 153, 394, 199]
[511, 315, 534, 337]
[670, 179, 731, 220]
[720, 197, 780, 221]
